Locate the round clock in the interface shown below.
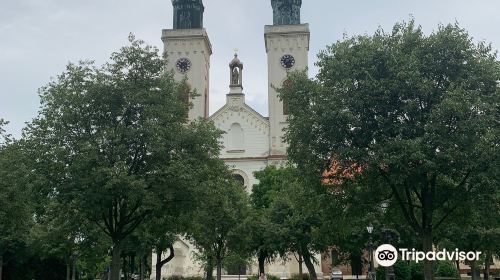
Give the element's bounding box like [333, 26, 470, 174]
[280, 54, 295, 69]
[176, 58, 191, 73]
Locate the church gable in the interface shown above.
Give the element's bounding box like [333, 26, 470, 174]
[210, 99, 270, 158]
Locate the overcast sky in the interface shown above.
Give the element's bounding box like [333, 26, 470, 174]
[1, 0, 499, 137]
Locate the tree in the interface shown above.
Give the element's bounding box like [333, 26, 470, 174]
[0, 131, 33, 280]
[249, 166, 286, 275]
[188, 161, 251, 280]
[252, 166, 334, 280]
[438, 166, 500, 280]
[24, 35, 224, 280]
[280, 20, 500, 280]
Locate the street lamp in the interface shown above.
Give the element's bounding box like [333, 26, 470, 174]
[367, 223, 376, 280]
[367, 223, 374, 234]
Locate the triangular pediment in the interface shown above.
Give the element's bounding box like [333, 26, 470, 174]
[210, 101, 269, 130]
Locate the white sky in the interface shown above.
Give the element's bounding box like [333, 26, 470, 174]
[1, 0, 499, 137]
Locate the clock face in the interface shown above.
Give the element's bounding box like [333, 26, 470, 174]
[280, 54, 295, 69]
[176, 58, 191, 73]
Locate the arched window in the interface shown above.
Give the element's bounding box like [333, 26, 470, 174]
[228, 123, 244, 150]
[233, 174, 245, 186]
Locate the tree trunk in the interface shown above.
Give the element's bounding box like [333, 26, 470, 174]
[298, 254, 303, 278]
[72, 256, 77, 280]
[484, 252, 491, 280]
[303, 251, 317, 280]
[471, 260, 479, 280]
[123, 256, 128, 280]
[67, 258, 71, 280]
[156, 245, 175, 280]
[111, 244, 122, 280]
[1, 255, 4, 280]
[258, 252, 266, 275]
[206, 256, 214, 280]
[216, 257, 222, 280]
[131, 254, 135, 275]
[139, 254, 146, 280]
[422, 231, 434, 280]
[155, 252, 162, 280]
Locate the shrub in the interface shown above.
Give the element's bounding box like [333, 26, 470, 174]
[248, 275, 281, 280]
[268, 275, 282, 280]
[410, 261, 424, 280]
[184, 277, 203, 280]
[291, 273, 309, 280]
[166, 276, 184, 280]
[435, 261, 459, 279]
[375, 260, 410, 280]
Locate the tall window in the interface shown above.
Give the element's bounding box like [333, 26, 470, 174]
[228, 123, 244, 150]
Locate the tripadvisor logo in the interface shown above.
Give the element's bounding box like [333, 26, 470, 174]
[374, 244, 481, 267]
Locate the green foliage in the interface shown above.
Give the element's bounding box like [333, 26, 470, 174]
[166, 276, 184, 280]
[188, 163, 251, 280]
[0, 141, 33, 258]
[250, 166, 339, 279]
[0, 119, 10, 145]
[280, 19, 500, 280]
[267, 275, 282, 280]
[223, 252, 252, 275]
[247, 275, 281, 280]
[410, 261, 425, 280]
[184, 277, 204, 280]
[23, 35, 224, 280]
[291, 273, 310, 280]
[435, 261, 459, 278]
[375, 260, 410, 280]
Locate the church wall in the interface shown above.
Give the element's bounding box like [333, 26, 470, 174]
[223, 159, 268, 192]
[213, 109, 270, 159]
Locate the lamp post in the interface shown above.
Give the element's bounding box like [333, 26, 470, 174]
[381, 229, 396, 280]
[367, 223, 376, 280]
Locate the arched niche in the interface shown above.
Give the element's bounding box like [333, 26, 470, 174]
[228, 123, 244, 151]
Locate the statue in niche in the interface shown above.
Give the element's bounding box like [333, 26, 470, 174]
[271, 0, 302, 25]
[232, 67, 240, 85]
[172, 0, 204, 29]
[179, 11, 192, 29]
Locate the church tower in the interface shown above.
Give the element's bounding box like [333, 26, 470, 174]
[163, 0, 212, 120]
[265, 0, 310, 156]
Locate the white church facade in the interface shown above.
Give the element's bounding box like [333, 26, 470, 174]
[153, 0, 323, 278]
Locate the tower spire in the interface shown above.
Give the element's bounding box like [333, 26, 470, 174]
[271, 0, 302, 25]
[172, 0, 204, 29]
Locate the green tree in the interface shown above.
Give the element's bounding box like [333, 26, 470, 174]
[146, 119, 225, 280]
[438, 167, 500, 280]
[0, 135, 33, 280]
[253, 166, 334, 280]
[24, 35, 223, 280]
[280, 20, 500, 280]
[249, 166, 287, 275]
[188, 161, 251, 280]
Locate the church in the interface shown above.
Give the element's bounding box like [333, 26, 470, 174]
[153, 0, 323, 278]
